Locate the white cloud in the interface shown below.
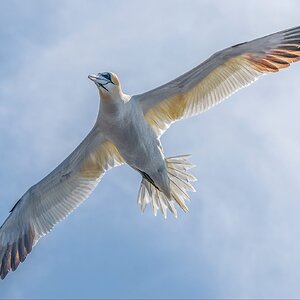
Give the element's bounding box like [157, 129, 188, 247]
[1, 0, 300, 298]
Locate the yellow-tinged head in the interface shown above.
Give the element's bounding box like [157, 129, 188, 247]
[88, 72, 122, 99]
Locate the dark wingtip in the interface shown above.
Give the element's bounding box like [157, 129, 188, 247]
[0, 225, 35, 279]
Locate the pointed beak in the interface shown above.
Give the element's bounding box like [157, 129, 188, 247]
[88, 74, 100, 82]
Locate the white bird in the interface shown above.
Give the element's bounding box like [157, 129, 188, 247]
[1, 26, 300, 279]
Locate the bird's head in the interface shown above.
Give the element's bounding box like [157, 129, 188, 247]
[88, 72, 122, 100]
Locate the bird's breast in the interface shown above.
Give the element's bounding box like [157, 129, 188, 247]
[101, 107, 163, 171]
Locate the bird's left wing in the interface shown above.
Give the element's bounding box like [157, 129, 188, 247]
[0, 126, 123, 279]
[136, 26, 300, 136]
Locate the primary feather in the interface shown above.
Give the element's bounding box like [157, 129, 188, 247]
[0, 127, 123, 279]
[136, 26, 300, 136]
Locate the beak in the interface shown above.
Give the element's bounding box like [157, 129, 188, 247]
[88, 74, 109, 91]
[88, 74, 100, 82]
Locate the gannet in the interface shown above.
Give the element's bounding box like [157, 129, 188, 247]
[0, 26, 300, 279]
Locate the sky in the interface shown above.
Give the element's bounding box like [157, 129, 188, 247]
[1, 0, 300, 298]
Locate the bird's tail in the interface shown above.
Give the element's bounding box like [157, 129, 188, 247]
[137, 155, 197, 218]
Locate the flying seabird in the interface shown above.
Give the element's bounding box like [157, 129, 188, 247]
[0, 25, 300, 279]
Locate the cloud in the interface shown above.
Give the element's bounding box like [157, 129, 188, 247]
[1, 0, 300, 298]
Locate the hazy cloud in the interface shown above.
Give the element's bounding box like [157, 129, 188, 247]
[1, 0, 300, 298]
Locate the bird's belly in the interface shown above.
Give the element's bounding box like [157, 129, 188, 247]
[115, 135, 158, 170]
[107, 124, 163, 172]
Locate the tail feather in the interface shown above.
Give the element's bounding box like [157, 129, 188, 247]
[137, 155, 197, 218]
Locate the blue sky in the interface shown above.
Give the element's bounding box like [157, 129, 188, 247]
[1, 0, 300, 298]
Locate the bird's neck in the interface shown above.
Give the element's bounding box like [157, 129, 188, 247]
[97, 90, 130, 122]
[98, 85, 123, 101]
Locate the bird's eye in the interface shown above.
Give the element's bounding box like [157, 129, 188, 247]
[102, 73, 111, 80]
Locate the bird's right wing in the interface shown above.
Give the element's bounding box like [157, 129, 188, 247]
[136, 26, 300, 136]
[0, 126, 123, 279]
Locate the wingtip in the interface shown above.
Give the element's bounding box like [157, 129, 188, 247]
[0, 224, 35, 280]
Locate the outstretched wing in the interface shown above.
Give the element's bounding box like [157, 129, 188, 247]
[0, 126, 123, 279]
[136, 26, 300, 136]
